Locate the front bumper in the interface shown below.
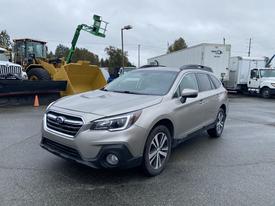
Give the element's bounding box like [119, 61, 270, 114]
[40, 137, 142, 169]
[41, 109, 146, 169]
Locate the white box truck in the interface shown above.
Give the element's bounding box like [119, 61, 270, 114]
[227, 56, 266, 90]
[148, 43, 231, 82]
[227, 56, 275, 98]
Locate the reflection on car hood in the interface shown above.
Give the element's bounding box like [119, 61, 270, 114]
[53, 90, 163, 116]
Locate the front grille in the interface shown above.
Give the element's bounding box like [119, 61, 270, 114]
[0, 65, 22, 76]
[41, 138, 81, 160]
[46, 111, 83, 137]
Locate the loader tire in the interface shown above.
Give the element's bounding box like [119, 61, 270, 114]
[27, 68, 51, 80]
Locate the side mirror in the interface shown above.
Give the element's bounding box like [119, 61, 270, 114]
[180, 89, 198, 103]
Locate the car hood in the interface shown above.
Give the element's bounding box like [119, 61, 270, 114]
[53, 90, 163, 116]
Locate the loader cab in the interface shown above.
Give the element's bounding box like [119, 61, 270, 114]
[13, 38, 47, 66]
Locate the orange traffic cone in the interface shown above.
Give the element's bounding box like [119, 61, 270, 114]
[34, 95, 40, 107]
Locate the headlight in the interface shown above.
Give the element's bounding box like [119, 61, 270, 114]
[271, 83, 275, 87]
[90, 110, 142, 131]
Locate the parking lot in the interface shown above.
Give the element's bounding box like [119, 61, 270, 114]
[0, 95, 275, 206]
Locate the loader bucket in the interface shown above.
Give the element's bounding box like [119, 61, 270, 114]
[53, 61, 107, 96]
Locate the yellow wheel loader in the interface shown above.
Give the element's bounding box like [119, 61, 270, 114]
[13, 15, 108, 96]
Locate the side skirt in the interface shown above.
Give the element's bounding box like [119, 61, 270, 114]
[172, 122, 216, 148]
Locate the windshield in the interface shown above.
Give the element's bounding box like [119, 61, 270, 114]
[0, 52, 9, 61]
[260, 69, 275, 78]
[26, 42, 46, 58]
[105, 69, 178, 95]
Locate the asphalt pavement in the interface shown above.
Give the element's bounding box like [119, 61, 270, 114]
[0, 95, 275, 206]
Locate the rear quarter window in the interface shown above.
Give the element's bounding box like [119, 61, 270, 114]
[209, 75, 222, 88]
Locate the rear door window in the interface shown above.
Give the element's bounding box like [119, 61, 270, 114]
[196, 73, 213, 92]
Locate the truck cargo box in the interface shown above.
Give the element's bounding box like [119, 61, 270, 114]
[148, 43, 231, 81]
[227, 56, 266, 90]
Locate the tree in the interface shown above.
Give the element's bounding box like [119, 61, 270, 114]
[167, 37, 188, 53]
[0, 30, 12, 49]
[104, 46, 135, 77]
[54, 44, 99, 65]
[104, 46, 134, 68]
[71, 48, 99, 65]
[47, 51, 55, 59]
[55, 44, 70, 58]
[100, 58, 109, 67]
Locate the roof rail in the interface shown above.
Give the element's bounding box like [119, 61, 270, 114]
[180, 64, 213, 72]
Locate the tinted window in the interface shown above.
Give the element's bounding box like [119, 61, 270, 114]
[209, 75, 222, 88]
[196, 73, 213, 92]
[174, 73, 198, 98]
[179, 73, 198, 91]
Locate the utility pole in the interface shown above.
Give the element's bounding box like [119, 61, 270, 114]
[121, 25, 133, 71]
[248, 38, 252, 57]
[138, 44, 140, 68]
[121, 29, 124, 69]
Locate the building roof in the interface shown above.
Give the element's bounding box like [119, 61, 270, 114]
[13, 38, 47, 44]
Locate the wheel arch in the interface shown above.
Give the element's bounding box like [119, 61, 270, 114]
[220, 104, 227, 115]
[149, 118, 175, 140]
[260, 86, 270, 92]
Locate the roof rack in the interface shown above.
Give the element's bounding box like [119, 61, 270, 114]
[180, 64, 213, 72]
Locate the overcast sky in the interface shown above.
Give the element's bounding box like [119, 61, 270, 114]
[1, 0, 275, 66]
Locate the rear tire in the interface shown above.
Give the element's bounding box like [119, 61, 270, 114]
[207, 108, 226, 138]
[27, 68, 51, 80]
[142, 125, 172, 176]
[261, 88, 271, 99]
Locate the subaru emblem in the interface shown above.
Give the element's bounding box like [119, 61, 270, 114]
[56, 116, 65, 124]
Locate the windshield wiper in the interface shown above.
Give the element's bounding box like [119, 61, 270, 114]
[100, 88, 109, 91]
[112, 90, 145, 95]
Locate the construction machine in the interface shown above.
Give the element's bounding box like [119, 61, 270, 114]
[13, 15, 108, 96]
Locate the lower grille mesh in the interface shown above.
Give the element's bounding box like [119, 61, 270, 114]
[42, 138, 81, 160]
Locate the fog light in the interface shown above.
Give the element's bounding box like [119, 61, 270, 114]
[106, 154, 119, 165]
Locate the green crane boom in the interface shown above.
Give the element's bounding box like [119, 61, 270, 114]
[66, 15, 107, 64]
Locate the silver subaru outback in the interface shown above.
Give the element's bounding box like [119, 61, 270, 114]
[41, 65, 228, 176]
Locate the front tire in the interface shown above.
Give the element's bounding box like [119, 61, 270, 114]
[27, 68, 51, 80]
[261, 88, 271, 99]
[142, 125, 172, 176]
[207, 108, 226, 138]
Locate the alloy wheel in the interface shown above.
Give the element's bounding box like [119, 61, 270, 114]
[216, 111, 225, 135]
[148, 132, 168, 170]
